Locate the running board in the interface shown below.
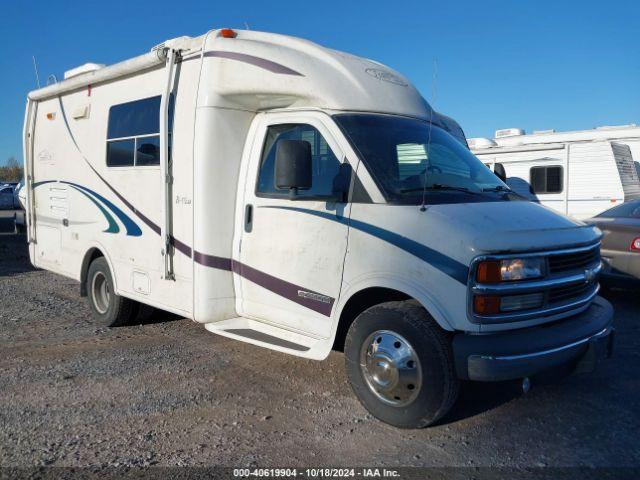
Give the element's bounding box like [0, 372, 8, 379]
[223, 328, 309, 351]
[203, 317, 328, 359]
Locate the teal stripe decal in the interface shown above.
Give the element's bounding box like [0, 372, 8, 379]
[63, 182, 142, 237]
[68, 186, 120, 234]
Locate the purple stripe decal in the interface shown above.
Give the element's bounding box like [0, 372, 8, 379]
[202, 51, 304, 76]
[193, 250, 334, 317]
[193, 251, 232, 271]
[169, 236, 193, 257]
[235, 261, 334, 317]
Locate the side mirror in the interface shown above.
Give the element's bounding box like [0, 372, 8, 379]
[494, 162, 507, 183]
[275, 140, 312, 199]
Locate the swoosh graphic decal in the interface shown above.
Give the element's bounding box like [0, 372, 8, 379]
[68, 186, 120, 234]
[63, 182, 142, 237]
[202, 51, 304, 76]
[260, 206, 470, 285]
[33, 181, 123, 234]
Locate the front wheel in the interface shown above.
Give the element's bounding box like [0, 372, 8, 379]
[344, 301, 459, 428]
[86, 257, 136, 327]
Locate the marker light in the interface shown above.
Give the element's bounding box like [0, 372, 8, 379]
[476, 257, 545, 283]
[473, 295, 501, 315]
[220, 28, 237, 38]
[631, 237, 640, 252]
[499, 293, 544, 312]
[473, 293, 545, 315]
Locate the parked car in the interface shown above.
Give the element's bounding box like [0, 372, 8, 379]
[0, 184, 18, 209]
[587, 199, 640, 286]
[13, 179, 24, 207]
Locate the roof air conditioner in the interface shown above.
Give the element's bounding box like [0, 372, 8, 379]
[495, 128, 525, 138]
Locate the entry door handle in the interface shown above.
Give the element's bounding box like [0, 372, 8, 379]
[244, 204, 253, 233]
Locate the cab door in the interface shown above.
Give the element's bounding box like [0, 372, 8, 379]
[238, 112, 351, 338]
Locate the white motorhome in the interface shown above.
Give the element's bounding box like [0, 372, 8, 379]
[469, 125, 640, 220]
[23, 28, 614, 428]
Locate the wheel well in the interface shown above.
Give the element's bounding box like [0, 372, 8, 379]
[79, 248, 104, 297]
[333, 287, 411, 352]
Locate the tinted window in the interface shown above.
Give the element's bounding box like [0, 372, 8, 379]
[334, 114, 510, 205]
[597, 201, 640, 218]
[530, 166, 563, 194]
[108, 96, 161, 138]
[256, 124, 341, 198]
[136, 136, 161, 166]
[106, 139, 135, 167]
[106, 95, 173, 167]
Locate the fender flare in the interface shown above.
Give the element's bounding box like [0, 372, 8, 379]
[330, 272, 455, 340]
[78, 241, 119, 296]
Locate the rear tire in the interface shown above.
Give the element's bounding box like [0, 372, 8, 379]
[344, 300, 459, 428]
[86, 257, 135, 327]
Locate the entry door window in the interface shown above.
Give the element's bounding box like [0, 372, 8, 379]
[256, 124, 341, 198]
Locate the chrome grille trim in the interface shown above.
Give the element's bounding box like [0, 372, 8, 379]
[468, 242, 601, 324]
[548, 246, 600, 274]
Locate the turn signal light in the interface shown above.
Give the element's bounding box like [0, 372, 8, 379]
[631, 237, 640, 252]
[473, 295, 501, 315]
[476, 260, 501, 283]
[220, 28, 237, 38]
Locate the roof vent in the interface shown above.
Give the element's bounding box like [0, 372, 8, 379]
[533, 129, 556, 134]
[64, 63, 105, 80]
[495, 128, 525, 138]
[467, 138, 497, 150]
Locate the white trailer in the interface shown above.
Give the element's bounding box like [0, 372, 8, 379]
[23, 28, 614, 428]
[469, 125, 640, 220]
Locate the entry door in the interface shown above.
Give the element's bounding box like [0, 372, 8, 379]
[239, 113, 350, 338]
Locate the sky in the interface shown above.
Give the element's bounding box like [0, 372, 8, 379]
[1, 0, 638, 165]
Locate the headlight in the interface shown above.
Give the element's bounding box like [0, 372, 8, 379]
[476, 257, 545, 283]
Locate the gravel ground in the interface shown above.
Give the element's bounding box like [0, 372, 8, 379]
[0, 234, 639, 469]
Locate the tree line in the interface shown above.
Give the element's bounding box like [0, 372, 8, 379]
[0, 157, 23, 183]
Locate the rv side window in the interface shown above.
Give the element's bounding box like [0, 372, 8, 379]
[106, 95, 173, 167]
[256, 124, 341, 198]
[530, 166, 563, 194]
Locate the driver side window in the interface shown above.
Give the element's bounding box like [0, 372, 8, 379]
[256, 124, 341, 198]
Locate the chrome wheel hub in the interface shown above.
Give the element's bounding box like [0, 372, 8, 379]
[91, 271, 110, 314]
[359, 330, 422, 407]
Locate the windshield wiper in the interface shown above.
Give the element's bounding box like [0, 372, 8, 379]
[482, 185, 513, 193]
[400, 184, 484, 196]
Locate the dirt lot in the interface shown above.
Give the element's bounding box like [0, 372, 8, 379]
[0, 233, 639, 469]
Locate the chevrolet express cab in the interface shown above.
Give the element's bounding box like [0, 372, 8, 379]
[22, 28, 614, 428]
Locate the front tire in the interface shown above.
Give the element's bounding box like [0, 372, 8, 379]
[344, 301, 459, 428]
[86, 257, 135, 327]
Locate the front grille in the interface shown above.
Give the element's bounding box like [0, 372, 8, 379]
[470, 243, 602, 323]
[548, 281, 596, 304]
[548, 246, 600, 274]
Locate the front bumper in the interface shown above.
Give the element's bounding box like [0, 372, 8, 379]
[453, 296, 614, 381]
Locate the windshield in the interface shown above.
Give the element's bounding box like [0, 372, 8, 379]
[334, 114, 512, 204]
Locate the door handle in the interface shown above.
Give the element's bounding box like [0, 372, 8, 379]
[244, 204, 253, 233]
